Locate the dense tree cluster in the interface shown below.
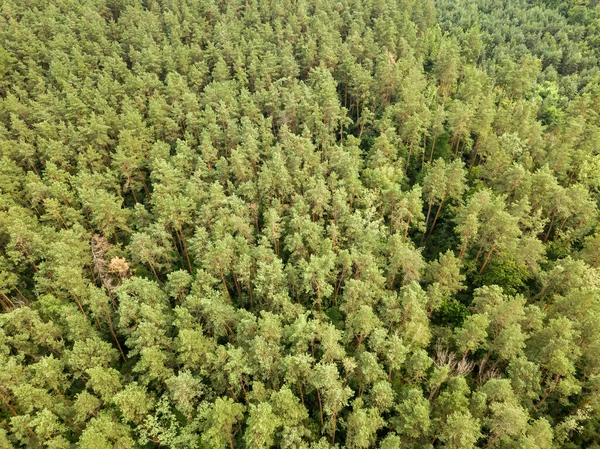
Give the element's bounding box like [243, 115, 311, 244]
[1, 0, 600, 447]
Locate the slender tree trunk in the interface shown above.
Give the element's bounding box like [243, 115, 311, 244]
[344, 83, 348, 109]
[219, 268, 232, 302]
[74, 297, 87, 316]
[534, 373, 561, 411]
[544, 208, 557, 242]
[469, 138, 481, 169]
[421, 203, 433, 244]
[129, 179, 139, 204]
[421, 133, 427, 169]
[316, 284, 322, 313]
[170, 229, 182, 259]
[139, 171, 151, 201]
[428, 195, 446, 236]
[454, 137, 461, 156]
[1, 292, 15, 310]
[298, 382, 305, 406]
[403, 217, 411, 243]
[474, 244, 485, 265]
[556, 215, 570, 236]
[479, 246, 495, 274]
[334, 268, 345, 304]
[233, 273, 242, 298]
[0, 391, 18, 416]
[317, 390, 324, 431]
[477, 349, 492, 379]
[107, 315, 126, 361]
[429, 134, 437, 163]
[487, 356, 503, 376]
[12, 287, 27, 305]
[148, 261, 161, 283]
[458, 238, 469, 259]
[21, 246, 38, 272]
[405, 141, 413, 172]
[0, 297, 10, 312]
[331, 411, 338, 445]
[248, 281, 254, 310]
[178, 226, 193, 273]
[356, 333, 365, 351]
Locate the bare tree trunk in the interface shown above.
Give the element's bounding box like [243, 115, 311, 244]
[421, 133, 427, 169]
[458, 237, 470, 259]
[421, 203, 433, 245]
[544, 208, 557, 242]
[108, 316, 127, 362]
[429, 134, 437, 163]
[534, 373, 561, 411]
[428, 195, 446, 236]
[403, 217, 411, 243]
[405, 141, 414, 172]
[0, 292, 15, 311]
[474, 244, 485, 265]
[219, 268, 232, 302]
[479, 247, 495, 274]
[317, 390, 324, 431]
[0, 391, 18, 416]
[331, 411, 338, 445]
[178, 226, 193, 273]
[148, 261, 161, 283]
[454, 137, 461, 156]
[469, 138, 481, 169]
[477, 349, 492, 379]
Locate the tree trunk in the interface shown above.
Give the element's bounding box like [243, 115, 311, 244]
[405, 141, 413, 172]
[219, 268, 232, 302]
[479, 246, 495, 274]
[334, 268, 345, 305]
[421, 203, 433, 245]
[107, 315, 127, 362]
[429, 134, 437, 163]
[0, 391, 18, 417]
[298, 382, 305, 406]
[556, 215, 570, 236]
[248, 281, 254, 310]
[331, 411, 338, 445]
[477, 349, 492, 379]
[534, 373, 561, 411]
[233, 273, 242, 298]
[403, 217, 411, 243]
[474, 244, 485, 265]
[148, 261, 161, 284]
[130, 181, 139, 204]
[428, 195, 446, 237]
[139, 171, 151, 201]
[469, 138, 481, 169]
[458, 238, 469, 259]
[421, 133, 427, 169]
[317, 390, 324, 431]
[178, 226, 193, 273]
[454, 137, 461, 156]
[0, 292, 15, 311]
[544, 208, 557, 242]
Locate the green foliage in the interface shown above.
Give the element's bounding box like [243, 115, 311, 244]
[1, 0, 600, 446]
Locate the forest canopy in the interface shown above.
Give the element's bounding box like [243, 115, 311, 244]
[2, 0, 600, 447]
